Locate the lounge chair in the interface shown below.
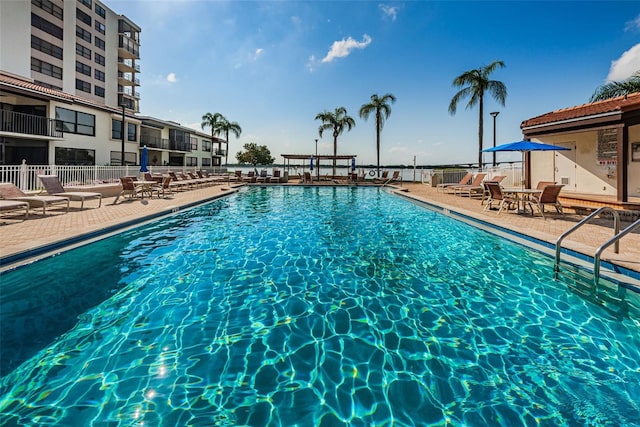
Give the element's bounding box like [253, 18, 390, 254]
[453, 173, 486, 197]
[436, 172, 472, 193]
[0, 199, 29, 219]
[529, 184, 565, 219]
[256, 169, 269, 183]
[373, 171, 389, 184]
[483, 182, 516, 215]
[0, 182, 69, 214]
[303, 171, 312, 183]
[535, 181, 556, 190]
[37, 175, 102, 209]
[150, 176, 174, 198]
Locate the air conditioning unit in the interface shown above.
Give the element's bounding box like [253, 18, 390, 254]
[560, 177, 570, 185]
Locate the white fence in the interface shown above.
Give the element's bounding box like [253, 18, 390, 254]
[0, 162, 229, 191]
[423, 165, 523, 188]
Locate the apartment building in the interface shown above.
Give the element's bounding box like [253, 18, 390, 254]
[0, 0, 223, 168]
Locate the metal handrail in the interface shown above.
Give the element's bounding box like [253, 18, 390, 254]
[594, 218, 640, 287]
[554, 207, 620, 278]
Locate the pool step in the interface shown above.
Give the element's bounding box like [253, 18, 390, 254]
[557, 265, 640, 319]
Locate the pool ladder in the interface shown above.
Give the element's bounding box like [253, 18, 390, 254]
[554, 207, 640, 290]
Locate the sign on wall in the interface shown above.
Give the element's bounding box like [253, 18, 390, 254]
[597, 128, 617, 165]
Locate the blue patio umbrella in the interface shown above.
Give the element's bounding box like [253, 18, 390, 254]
[482, 140, 571, 201]
[140, 145, 149, 173]
[351, 157, 356, 172]
[310, 156, 314, 171]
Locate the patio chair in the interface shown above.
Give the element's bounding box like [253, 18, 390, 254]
[529, 184, 565, 219]
[114, 176, 142, 203]
[436, 172, 472, 193]
[303, 172, 312, 183]
[483, 182, 516, 215]
[452, 173, 486, 197]
[151, 176, 174, 198]
[0, 182, 69, 214]
[37, 175, 102, 209]
[535, 181, 556, 190]
[256, 169, 269, 183]
[242, 171, 256, 183]
[480, 176, 506, 205]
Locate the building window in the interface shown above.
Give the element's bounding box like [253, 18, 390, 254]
[31, 13, 63, 40]
[127, 123, 137, 142]
[95, 4, 106, 18]
[75, 78, 91, 93]
[55, 107, 95, 136]
[55, 147, 95, 165]
[77, 8, 91, 26]
[76, 25, 91, 43]
[79, 0, 92, 9]
[94, 52, 105, 66]
[31, 0, 63, 20]
[31, 35, 63, 60]
[76, 43, 91, 59]
[190, 137, 198, 150]
[186, 157, 198, 167]
[94, 69, 105, 81]
[94, 86, 105, 97]
[202, 158, 211, 167]
[95, 37, 105, 50]
[202, 140, 212, 152]
[31, 57, 62, 79]
[95, 21, 105, 34]
[34, 80, 62, 90]
[110, 151, 136, 166]
[76, 61, 91, 76]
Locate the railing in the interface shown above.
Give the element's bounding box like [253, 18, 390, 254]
[0, 163, 229, 191]
[594, 218, 640, 288]
[554, 207, 621, 285]
[140, 135, 170, 150]
[0, 110, 63, 138]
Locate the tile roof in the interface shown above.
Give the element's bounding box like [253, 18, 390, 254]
[0, 72, 119, 113]
[521, 92, 640, 128]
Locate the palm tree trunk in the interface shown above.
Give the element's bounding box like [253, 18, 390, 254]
[376, 111, 381, 177]
[225, 131, 229, 166]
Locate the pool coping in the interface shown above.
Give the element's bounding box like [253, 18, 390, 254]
[392, 189, 640, 291]
[0, 189, 239, 272]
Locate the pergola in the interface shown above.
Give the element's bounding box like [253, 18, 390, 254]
[280, 154, 357, 180]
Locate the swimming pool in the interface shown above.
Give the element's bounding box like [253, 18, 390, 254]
[1, 186, 639, 426]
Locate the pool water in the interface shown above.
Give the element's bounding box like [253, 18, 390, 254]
[1, 186, 639, 426]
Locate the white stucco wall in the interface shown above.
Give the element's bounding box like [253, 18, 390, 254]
[530, 127, 640, 198]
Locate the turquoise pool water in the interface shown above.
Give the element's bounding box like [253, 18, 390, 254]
[1, 186, 639, 426]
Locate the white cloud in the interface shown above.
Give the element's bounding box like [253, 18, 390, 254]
[606, 43, 640, 81]
[291, 15, 302, 26]
[379, 4, 399, 21]
[166, 73, 177, 83]
[625, 14, 640, 32]
[253, 48, 265, 60]
[321, 34, 372, 63]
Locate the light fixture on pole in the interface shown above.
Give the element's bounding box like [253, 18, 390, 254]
[121, 103, 126, 166]
[490, 111, 500, 167]
[315, 138, 319, 180]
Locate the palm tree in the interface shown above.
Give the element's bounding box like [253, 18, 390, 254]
[448, 61, 507, 170]
[589, 71, 640, 102]
[217, 118, 242, 166]
[315, 107, 356, 176]
[359, 93, 396, 177]
[201, 112, 224, 162]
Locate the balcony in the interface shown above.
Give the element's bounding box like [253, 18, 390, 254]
[117, 58, 140, 73]
[170, 140, 192, 152]
[0, 110, 63, 138]
[118, 35, 140, 59]
[214, 148, 226, 156]
[141, 134, 170, 150]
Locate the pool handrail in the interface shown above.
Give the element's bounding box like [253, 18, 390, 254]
[594, 218, 640, 288]
[554, 207, 620, 279]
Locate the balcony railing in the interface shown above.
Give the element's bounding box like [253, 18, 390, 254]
[140, 134, 170, 150]
[214, 148, 226, 156]
[170, 140, 192, 152]
[0, 110, 63, 138]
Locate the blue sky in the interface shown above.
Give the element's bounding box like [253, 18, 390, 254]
[106, 0, 640, 166]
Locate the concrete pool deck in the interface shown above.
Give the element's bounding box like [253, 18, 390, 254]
[0, 182, 638, 280]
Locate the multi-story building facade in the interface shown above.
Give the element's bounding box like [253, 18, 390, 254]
[0, 0, 223, 168]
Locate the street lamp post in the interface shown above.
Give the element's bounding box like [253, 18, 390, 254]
[315, 138, 319, 180]
[490, 111, 500, 167]
[121, 104, 126, 166]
